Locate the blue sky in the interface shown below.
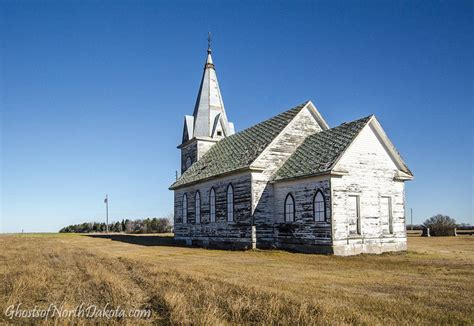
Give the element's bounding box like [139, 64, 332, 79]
[1, 0, 472, 232]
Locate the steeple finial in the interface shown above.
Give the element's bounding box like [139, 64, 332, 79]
[207, 32, 212, 54]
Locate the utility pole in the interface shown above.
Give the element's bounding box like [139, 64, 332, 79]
[410, 208, 413, 230]
[104, 194, 109, 233]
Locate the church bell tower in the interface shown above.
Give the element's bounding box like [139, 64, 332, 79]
[178, 34, 235, 174]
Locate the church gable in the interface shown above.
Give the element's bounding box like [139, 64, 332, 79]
[335, 122, 397, 173]
[334, 117, 412, 177]
[251, 101, 328, 174]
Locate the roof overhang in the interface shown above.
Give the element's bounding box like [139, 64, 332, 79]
[394, 170, 414, 181]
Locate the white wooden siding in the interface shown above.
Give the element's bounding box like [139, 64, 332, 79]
[331, 123, 407, 255]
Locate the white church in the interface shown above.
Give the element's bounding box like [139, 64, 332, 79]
[169, 42, 413, 255]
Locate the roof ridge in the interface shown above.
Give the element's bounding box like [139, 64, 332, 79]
[226, 101, 309, 138]
[301, 114, 372, 140]
[332, 114, 373, 128]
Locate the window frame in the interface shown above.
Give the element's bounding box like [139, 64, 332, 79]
[313, 190, 326, 222]
[209, 187, 216, 223]
[182, 193, 188, 224]
[348, 194, 361, 235]
[380, 196, 393, 234]
[284, 193, 295, 222]
[226, 183, 234, 222]
[195, 191, 201, 224]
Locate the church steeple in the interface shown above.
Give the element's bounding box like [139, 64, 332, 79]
[179, 35, 235, 173]
[182, 34, 234, 144]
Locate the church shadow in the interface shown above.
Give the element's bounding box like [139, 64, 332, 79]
[86, 234, 187, 247]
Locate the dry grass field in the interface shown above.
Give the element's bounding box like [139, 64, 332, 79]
[1, 233, 473, 325]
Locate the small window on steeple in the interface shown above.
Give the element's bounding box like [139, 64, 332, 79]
[185, 157, 192, 169]
[217, 131, 222, 136]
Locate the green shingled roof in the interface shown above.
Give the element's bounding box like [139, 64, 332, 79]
[272, 115, 373, 181]
[170, 102, 309, 189]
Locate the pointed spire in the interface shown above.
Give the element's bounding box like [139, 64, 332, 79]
[182, 34, 234, 141]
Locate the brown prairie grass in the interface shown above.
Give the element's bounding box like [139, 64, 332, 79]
[0, 234, 473, 325]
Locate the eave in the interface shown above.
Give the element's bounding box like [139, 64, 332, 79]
[394, 170, 414, 181]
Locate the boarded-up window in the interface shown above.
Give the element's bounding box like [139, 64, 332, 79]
[210, 188, 216, 222]
[227, 184, 234, 222]
[195, 191, 201, 224]
[182, 194, 188, 224]
[313, 191, 326, 222]
[348, 195, 360, 235]
[381, 196, 392, 234]
[284, 194, 295, 222]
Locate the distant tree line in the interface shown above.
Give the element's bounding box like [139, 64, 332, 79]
[59, 217, 173, 234]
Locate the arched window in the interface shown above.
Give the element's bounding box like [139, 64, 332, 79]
[195, 191, 201, 224]
[284, 194, 295, 222]
[227, 184, 234, 222]
[185, 157, 192, 169]
[182, 194, 188, 224]
[210, 188, 216, 222]
[313, 190, 326, 222]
